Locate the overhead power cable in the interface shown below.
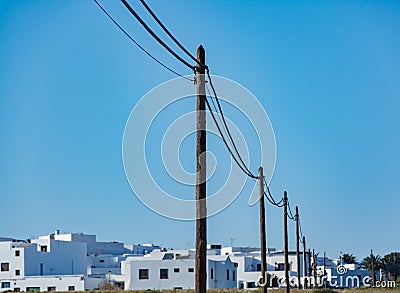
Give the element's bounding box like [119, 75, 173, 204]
[120, 0, 195, 71]
[206, 71, 258, 179]
[287, 200, 296, 220]
[205, 97, 258, 179]
[93, 0, 193, 81]
[138, 0, 207, 69]
[263, 177, 283, 207]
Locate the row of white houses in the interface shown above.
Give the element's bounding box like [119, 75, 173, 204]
[0, 231, 372, 292]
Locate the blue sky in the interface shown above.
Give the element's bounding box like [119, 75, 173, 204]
[1, 0, 399, 262]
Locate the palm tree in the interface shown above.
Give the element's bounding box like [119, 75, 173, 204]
[382, 252, 400, 281]
[360, 254, 382, 282]
[342, 253, 357, 264]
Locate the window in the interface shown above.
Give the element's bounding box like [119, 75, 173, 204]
[1, 263, 9, 272]
[1, 282, 10, 289]
[247, 282, 256, 288]
[47, 287, 56, 292]
[210, 268, 214, 279]
[226, 269, 230, 280]
[40, 246, 47, 252]
[139, 269, 149, 280]
[15, 288, 20, 292]
[173, 268, 180, 273]
[160, 269, 168, 279]
[232, 270, 236, 281]
[256, 263, 261, 271]
[15, 269, 20, 276]
[99, 260, 105, 263]
[276, 263, 284, 271]
[40, 263, 44, 276]
[68, 286, 75, 291]
[188, 268, 194, 273]
[15, 250, 20, 257]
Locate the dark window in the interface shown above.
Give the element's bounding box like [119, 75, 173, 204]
[15, 288, 20, 292]
[15, 250, 20, 257]
[233, 270, 236, 281]
[68, 286, 75, 291]
[256, 263, 261, 271]
[1, 263, 9, 272]
[174, 268, 180, 273]
[160, 269, 168, 279]
[210, 268, 214, 279]
[226, 269, 230, 280]
[99, 260, 105, 263]
[234, 262, 238, 267]
[47, 287, 56, 292]
[15, 269, 20, 276]
[276, 263, 284, 271]
[1, 282, 10, 289]
[139, 269, 149, 280]
[40, 246, 47, 252]
[248, 282, 256, 288]
[188, 268, 194, 273]
[26, 287, 40, 292]
[40, 263, 44, 276]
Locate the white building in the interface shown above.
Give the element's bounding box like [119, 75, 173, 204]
[119, 249, 237, 290]
[0, 237, 86, 292]
[1, 232, 372, 291]
[222, 247, 308, 289]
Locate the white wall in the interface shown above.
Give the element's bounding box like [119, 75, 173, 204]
[0, 275, 84, 292]
[0, 242, 25, 281]
[24, 239, 86, 276]
[122, 253, 237, 290]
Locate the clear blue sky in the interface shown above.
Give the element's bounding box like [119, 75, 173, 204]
[1, 0, 399, 262]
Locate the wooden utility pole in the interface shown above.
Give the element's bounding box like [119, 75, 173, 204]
[371, 249, 375, 286]
[295, 206, 301, 289]
[283, 191, 290, 293]
[258, 167, 267, 293]
[303, 236, 307, 289]
[313, 249, 317, 288]
[195, 45, 207, 293]
[308, 249, 312, 280]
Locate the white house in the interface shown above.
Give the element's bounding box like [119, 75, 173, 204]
[119, 249, 237, 290]
[221, 247, 308, 289]
[0, 237, 87, 292]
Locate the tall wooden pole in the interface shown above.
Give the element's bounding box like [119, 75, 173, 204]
[302, 236, 307, 289]
[295, 206, 301, 289]
[283, 191, 290, 293]
[371, 249, 375, 286]
[313, 249, 317, 288]
[259, 167, 267, 293]
[195, 45, 207, 293]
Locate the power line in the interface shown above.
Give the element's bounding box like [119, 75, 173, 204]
[205, 97, 258, 179]
[263, 177, 283, 207]
[120, 0, 195, 71]
[287, 200, 296, 221]
[93, 0, 194, 82]
[138, 0, 207, 69]
[122, 0, 256, 180]
[206, 71, 258, 179]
